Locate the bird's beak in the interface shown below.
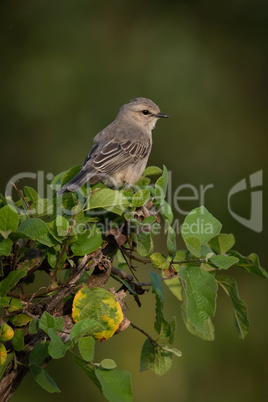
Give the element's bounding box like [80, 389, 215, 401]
[155, 112, 170, 118]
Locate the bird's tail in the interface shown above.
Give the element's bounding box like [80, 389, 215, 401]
[57, 170, 92, 196]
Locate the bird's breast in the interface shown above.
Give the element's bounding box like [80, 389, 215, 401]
[102, 159, 148, 188]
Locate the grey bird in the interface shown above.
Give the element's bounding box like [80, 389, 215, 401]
[57, 97, 169, 195]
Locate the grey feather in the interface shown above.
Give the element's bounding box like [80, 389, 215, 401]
[57, 97, 168, 195]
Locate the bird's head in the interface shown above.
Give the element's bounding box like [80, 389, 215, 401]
[118, 97, 169, 131]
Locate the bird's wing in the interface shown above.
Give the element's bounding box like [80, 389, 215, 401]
[81, 143, 99, 169]
[81, 138, 151, 176]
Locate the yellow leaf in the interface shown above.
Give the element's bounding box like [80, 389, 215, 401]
[72, 285, 123, 341]
[0, 324, 14, 342]
[9, 314, 32, 327]
[0, 343, 7, 365]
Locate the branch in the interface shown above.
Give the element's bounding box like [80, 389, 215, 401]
[120, 247, 151, 264]
[46, 254, 92, 314]
[130, 322, 156, 344]
[120, 246, 208, 267]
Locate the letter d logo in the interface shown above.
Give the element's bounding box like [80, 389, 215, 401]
[228, 171, 263, 233]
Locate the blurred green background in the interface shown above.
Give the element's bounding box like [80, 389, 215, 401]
[1, 0, 267, 401]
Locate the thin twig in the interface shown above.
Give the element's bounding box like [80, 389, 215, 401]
[7, 286, 61, 301]
[11, 242, 20, 271]
[137, 276, 177, 287]
[120, 247, 151, 264]
[130, 322, 156, 344]
[120, 246, 207, 266]
[12, 182, 33, 218]
[111, 266, 133, 282]
[120, 249, 140, 282]
[171, 258, 207, 265]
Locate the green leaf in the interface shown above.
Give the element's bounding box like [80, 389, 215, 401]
[172, 249, 188, 262]
[157, 319, 174, 346]
[24, 186, 40, 203]
[72, 354, 102, 392]
[48, 328, 68, 359]
[70, 319, 105, 343]
[11, 329, 25, 351]
[228, 251, 268, 279]
[72, 210, 99, 232]
[0, 205, 19, 239]
[155, 165, 168, 208]
[141, 216, 156, 226]
[0, 270, 27, 297]
[160, 201, 173, 225]
[209, 233, 235, 254]
[60, 165, 82, 186]
[51, 170, 67, 186]
[162, 347, 182, 358]
[29, 341, 49, 366]
[29, 319, 39, 335]
[180, 266, 218, 333]
[95, 368, 133, 402]
[70, 225, 102, 256]
[0, 352, 14, 380]
[0, 237, 13, 257]
[100, 359, 117, 370]
[58, 192, 78, 213]
[150, 253, 169, 270]
[30, 365, 61, 393]
[78, 336, 95, 362]
[181, 302, 215, 341]
[184, 236, 201, 257]
[157, 316, 177, 346]
[150, 271, 165, 334]
[0, 297, 10, 308]
[55, 215, 69, 237]
[209, 255, 239, 269]
[167, 226, 176, 257]
[143, 166, 163, 176]
[200, 244, 214, 257]
[86, 188, 130, 215]
[181, 207, 222, 246]
[164, 277, 183, 301]
[217, 275, 249, 338]
[7, 297, 23, 312]
[31, 198, 54, 218]
[46, 248, 58, 269]
[151, 348, 172, 376]
[137, 231, 153, 257]
[140, 339, 155, 372]
[17, 218, 57, 247]
[135, 177, 151, 187]
[39, 312, 64, 335]
[9, 314, 31, 327]
[132, 189, 150, 208]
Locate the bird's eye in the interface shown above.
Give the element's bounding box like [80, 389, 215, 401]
[142, 110, 150, 115]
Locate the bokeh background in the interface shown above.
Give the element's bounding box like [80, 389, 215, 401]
[1, 1, 268, 401]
